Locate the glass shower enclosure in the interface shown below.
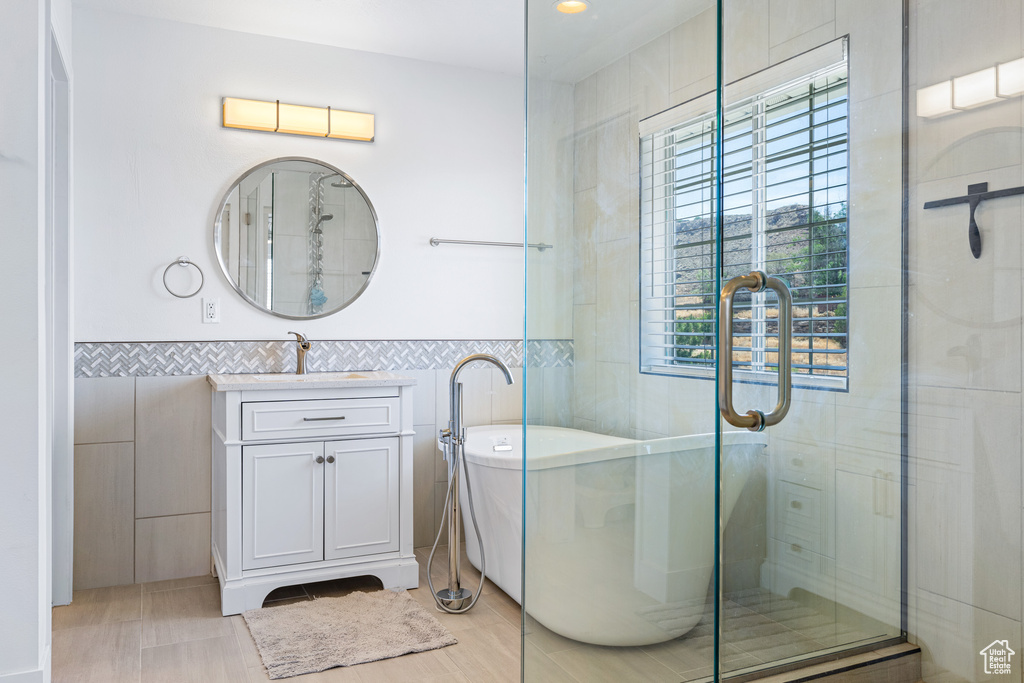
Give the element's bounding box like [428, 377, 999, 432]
[523, 0, 904, 679]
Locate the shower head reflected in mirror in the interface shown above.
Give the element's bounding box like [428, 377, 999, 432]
[314, 213, 333, 234]
[331, 178, 352, 188]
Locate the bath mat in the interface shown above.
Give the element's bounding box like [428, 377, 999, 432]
[242, 590, 457, 679]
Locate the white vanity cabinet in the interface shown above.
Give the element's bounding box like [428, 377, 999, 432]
[209, 372, 418, 616]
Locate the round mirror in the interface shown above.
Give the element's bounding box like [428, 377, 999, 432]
[213, 157, 379, 319]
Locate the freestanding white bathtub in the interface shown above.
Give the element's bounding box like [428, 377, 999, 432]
[459, 425, 766, 647]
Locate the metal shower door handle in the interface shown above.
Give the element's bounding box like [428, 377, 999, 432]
[718, 271, 793, 432]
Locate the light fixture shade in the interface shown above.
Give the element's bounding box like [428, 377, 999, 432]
[277, 102, 330, 136]
[223, 97, 277, 132]
[917, 81, 955, 118]
[554, 0, 589, 13]
[222, 96, 374, 141]
[329, 109, 375, 142]
[953, 67, 1001, 109]
[998, 58, 1024, 97]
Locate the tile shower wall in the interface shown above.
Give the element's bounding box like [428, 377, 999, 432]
[546, 0, 904, 631]
[907, 1, 1024, 680]
[72, 339, 569, 589]
[546, 1, 1024, 679]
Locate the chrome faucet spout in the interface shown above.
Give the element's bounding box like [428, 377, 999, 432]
[288, 331, 312, 374]
[448, 353, 514, 439]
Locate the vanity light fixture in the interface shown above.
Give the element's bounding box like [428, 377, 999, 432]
[998, 57, 1024, 97]
[554, 0, 589, 14]
[222, 97, 374, 142]
[952, 67, 1000, 109]
[918, 58, 1024, 118]
[916, 81, 955, 118]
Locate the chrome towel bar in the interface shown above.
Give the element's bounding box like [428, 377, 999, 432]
[429, 238, 552, 252]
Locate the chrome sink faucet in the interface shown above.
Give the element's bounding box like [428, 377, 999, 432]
[288, 332, 311, 374]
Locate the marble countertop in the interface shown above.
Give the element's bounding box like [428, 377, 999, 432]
[207, 371, 416, 392]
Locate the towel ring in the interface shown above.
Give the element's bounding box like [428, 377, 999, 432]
[163, 256, 204, 298]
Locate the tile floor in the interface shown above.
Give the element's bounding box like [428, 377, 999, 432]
[51, 546, 892, 683]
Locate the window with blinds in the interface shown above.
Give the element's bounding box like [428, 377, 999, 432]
[640, 59, 849, 390]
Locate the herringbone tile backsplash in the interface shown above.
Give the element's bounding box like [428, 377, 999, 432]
[75, 339, 573, 377]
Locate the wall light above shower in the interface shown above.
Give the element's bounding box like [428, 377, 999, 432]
[222, 97, 375, 142]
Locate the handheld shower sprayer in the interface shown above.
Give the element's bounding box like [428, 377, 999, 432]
[313, 214, 333, 235]
[428, 353, 514, 614]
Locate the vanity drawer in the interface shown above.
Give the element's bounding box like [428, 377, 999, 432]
[241, 397, 400, 441]
[773, 444, 825, 489]
[774, 481, 823, 555]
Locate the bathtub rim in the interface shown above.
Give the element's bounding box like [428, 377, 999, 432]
[462, 424, 768, 471]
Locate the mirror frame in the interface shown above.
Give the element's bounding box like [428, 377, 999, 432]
[212, 156, 380, 320]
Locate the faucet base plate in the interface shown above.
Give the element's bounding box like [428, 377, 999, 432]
[435, 588, 472, 610]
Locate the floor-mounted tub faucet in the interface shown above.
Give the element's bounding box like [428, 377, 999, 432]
[429, 353, 514, 613]
[288, 331, 311, 374]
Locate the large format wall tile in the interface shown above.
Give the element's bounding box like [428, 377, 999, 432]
[910, 169, 1023, 394]
[769, 22, 836, 65]
[401, 369, 436, 427]
[723, 0, 770, 81]
[670, 5, 716, 94]
[630, 32, 671, 121]
[135, 375, 212, 518]
[74, 443, 135, 589]
[74, 376, 135, 444]
[768, 0, 835, 47]
[847, 91, 903, 290]
[492, 366, 524, 423]
[542, 366, 573, 428]
[72, 342, 550, 588]
[572, 304, 596, 423]
[135, 513, 212, 584]
[835, 0, 903, 100]
[413, 429, 440, 547]
[435, 366, 492, 429]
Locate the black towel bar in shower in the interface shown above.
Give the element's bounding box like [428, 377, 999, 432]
[923, 181, 1024, 259]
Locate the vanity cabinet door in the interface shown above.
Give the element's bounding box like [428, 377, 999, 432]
[242, 441, 325, 570]
[323, 437, 400, 561]
[834, 468, 900, 625]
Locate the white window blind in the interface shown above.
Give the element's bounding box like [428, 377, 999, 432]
[640, 56, 849, 390]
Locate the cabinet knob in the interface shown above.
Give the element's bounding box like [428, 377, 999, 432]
[315, 456, 325, 464]
[792, 457, 803, 467]
[791, 543, 802, 553]
[790, 500, 802, 510]
[326, 455, 335, 464]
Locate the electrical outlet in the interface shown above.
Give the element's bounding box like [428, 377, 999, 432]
[202, 297, 220, 323]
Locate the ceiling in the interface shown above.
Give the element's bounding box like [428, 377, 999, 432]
[72, 0, 526, 75]
[73, 0, 712, 83]
[530, 0, 710, 83]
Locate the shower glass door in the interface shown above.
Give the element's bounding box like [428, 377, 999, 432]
[524, 0, 721, 678]
[716, 0, 903, 674]
[524, 0, 904, 680]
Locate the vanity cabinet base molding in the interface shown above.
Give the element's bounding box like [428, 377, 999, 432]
[209, 374, 418, 616]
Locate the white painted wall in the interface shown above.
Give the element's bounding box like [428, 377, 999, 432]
[73, 7, 524, 342]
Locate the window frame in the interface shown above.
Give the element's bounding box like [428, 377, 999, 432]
[639, 46, 850, 392]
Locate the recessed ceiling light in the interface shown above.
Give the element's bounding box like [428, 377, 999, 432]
[554, 0, 589, 14]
